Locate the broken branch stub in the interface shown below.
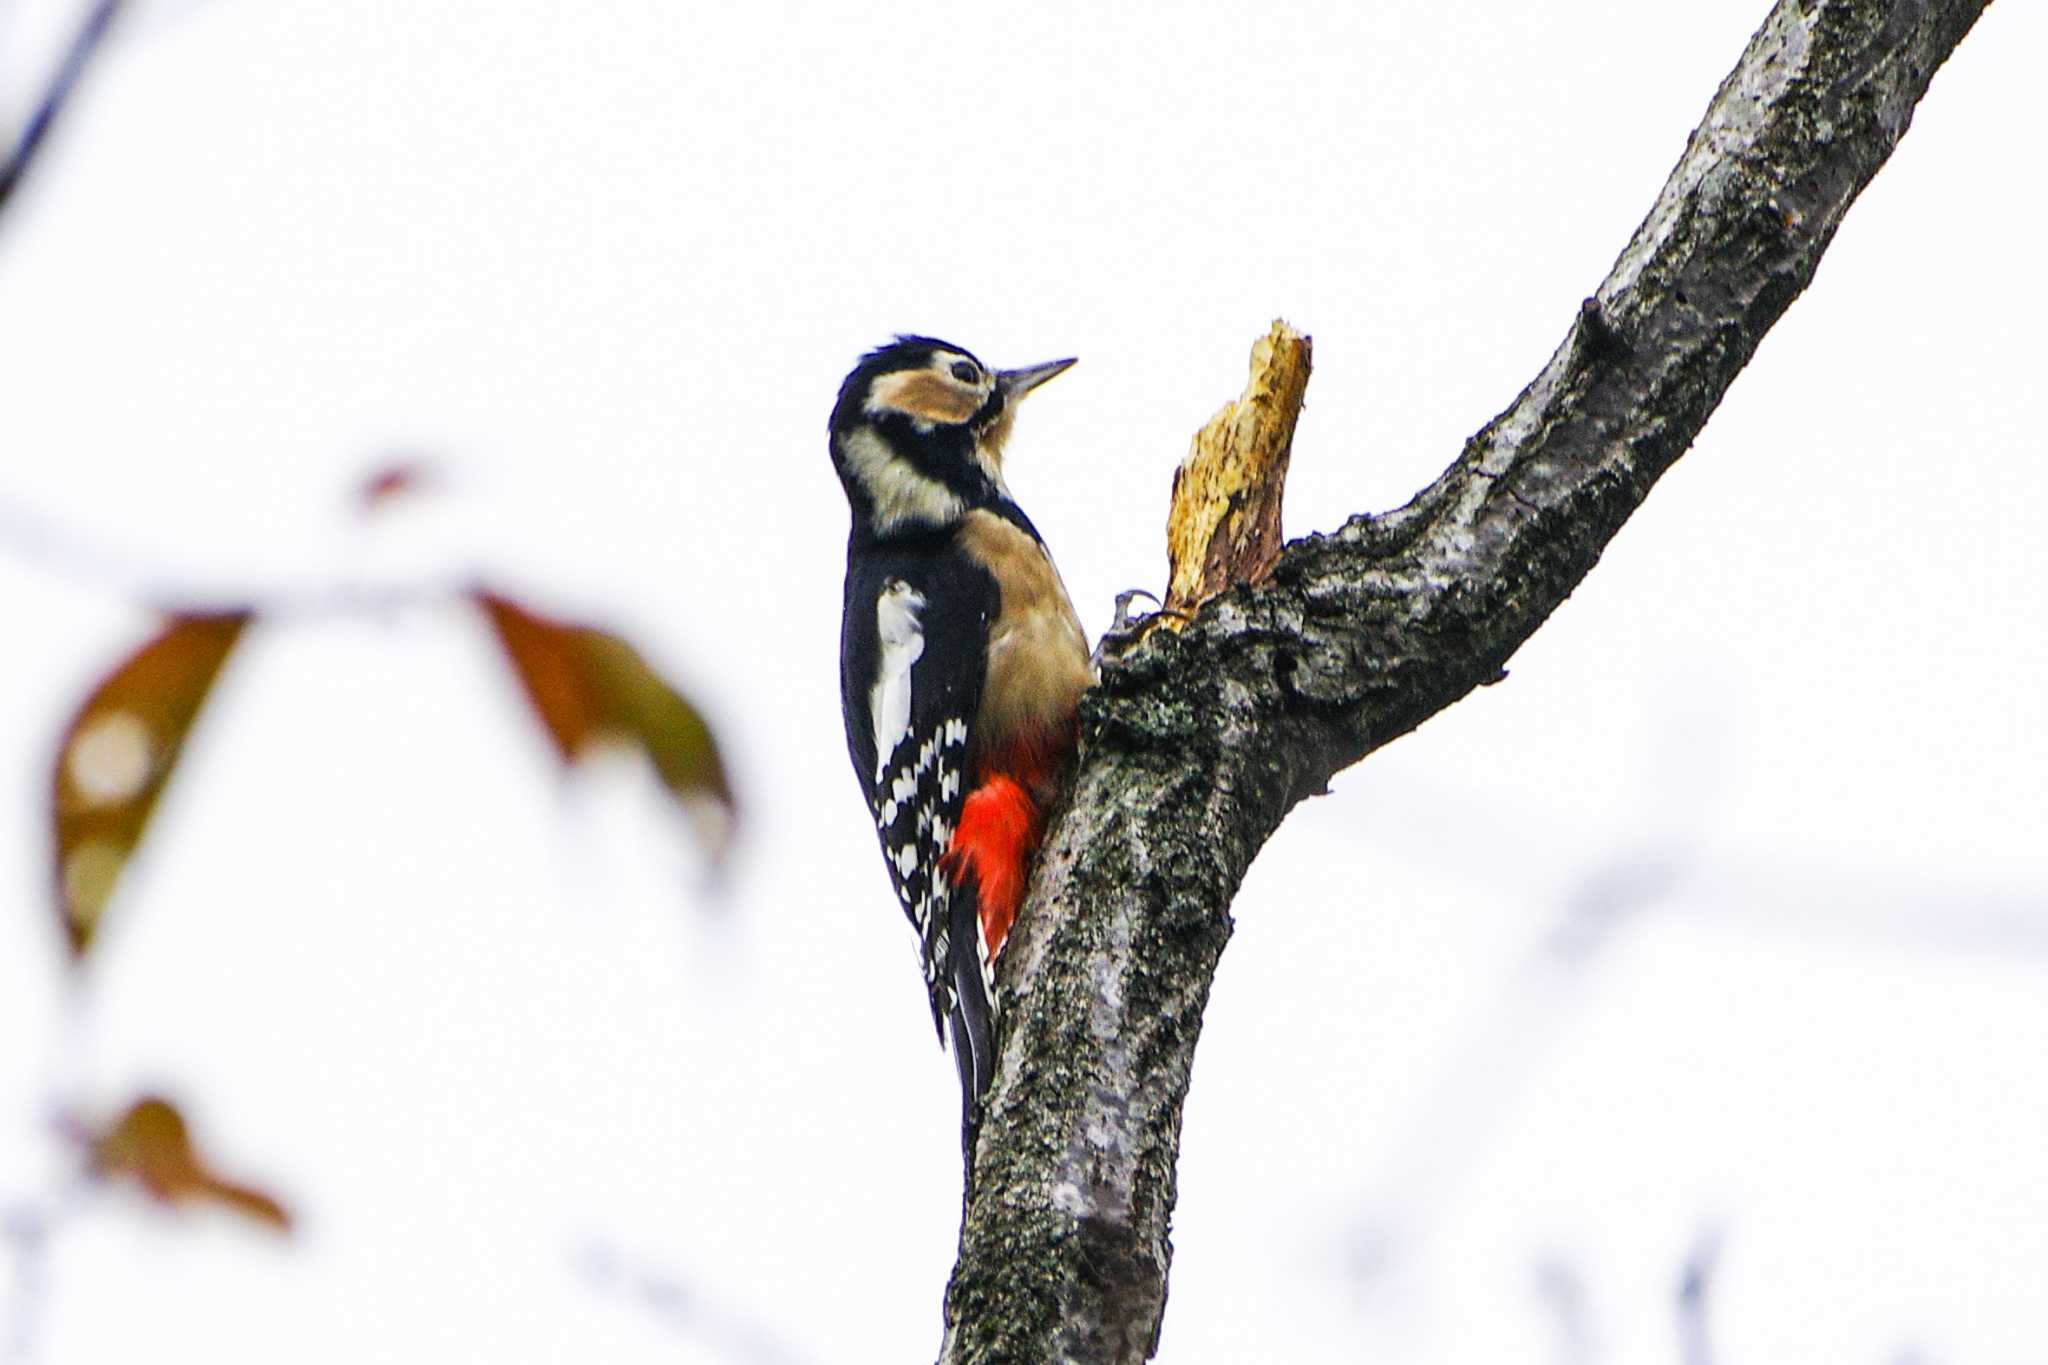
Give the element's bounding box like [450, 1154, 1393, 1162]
[1161, 320, 1312, 624]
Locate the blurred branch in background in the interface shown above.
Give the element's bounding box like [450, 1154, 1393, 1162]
[1533, 1252, 1597, 1365]
[1676, 1224, 1722, 1365]
[2, 1200, 54, 1365]
[1343, 713, 1708, 1294]
[1359, 757, 2048, 960]
[0, 473, 456, 616]
[0, 0, 123, 217]
[1341, 702, 2045, 1296]
[1529, 1231, 1728, 1365]
[573, 1239, 819, 1365]
[0, 488, 169, 604]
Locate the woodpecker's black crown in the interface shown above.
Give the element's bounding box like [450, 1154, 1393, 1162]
[828, 336, 1075, 541]
[830, 335, 991, 436]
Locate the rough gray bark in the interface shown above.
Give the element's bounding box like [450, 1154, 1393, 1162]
[937, 1, 1993, 1361]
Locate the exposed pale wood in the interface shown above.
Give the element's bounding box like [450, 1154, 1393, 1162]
[1160, 322, 1312, 624]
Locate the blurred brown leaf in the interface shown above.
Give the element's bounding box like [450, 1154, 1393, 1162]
[51, 612, 250, 959]
[82, 1095, 291, 1233]
[475, 590, 735, 857]
[356, 460, 436, 515]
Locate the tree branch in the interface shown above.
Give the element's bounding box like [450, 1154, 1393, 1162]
[938, 0, 1992, 1360]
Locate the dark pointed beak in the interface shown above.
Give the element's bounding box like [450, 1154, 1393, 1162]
[997, 357, 1078, 399]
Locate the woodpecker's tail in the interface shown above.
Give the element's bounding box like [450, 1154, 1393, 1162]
[946, 882, 997, 1134]
[938, 774, 1046, 1137]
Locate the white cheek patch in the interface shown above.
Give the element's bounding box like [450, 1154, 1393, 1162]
[838, 428, 965, 533]
[869, 579, 927, 783]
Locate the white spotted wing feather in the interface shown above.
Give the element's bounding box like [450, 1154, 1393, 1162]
[866, 579, 976, 1036]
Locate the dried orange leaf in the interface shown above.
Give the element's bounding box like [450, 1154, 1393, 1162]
[83, 1095, 291, 1233]
[475, 590, 735, 857]
[51, 612, 249, 959]
[475, 591, 597, 763]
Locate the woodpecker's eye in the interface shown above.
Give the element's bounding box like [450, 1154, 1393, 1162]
[949, 361, 979, 385]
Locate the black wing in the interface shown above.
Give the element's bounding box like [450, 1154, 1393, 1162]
[840, 541, 999, 1104]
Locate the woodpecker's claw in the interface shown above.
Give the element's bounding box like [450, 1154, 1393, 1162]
[1092, 587, 1189, 668]
[1110, 587, 1158, 632]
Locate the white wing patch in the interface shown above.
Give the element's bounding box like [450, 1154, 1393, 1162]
[860, 579, 986, 1047]
[869, 579, 926, 784]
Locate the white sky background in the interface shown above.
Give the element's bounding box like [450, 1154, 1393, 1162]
[1, 1, 2043, 1361]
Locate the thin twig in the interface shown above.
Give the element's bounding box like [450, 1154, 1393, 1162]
[0, 0, 127, 218]
[0, 489, 456, 622]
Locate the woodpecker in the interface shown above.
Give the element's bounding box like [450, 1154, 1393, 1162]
[830, 336, 1091, 1131]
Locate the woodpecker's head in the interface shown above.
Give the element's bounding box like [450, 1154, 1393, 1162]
[830, 335, 1075, 538]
